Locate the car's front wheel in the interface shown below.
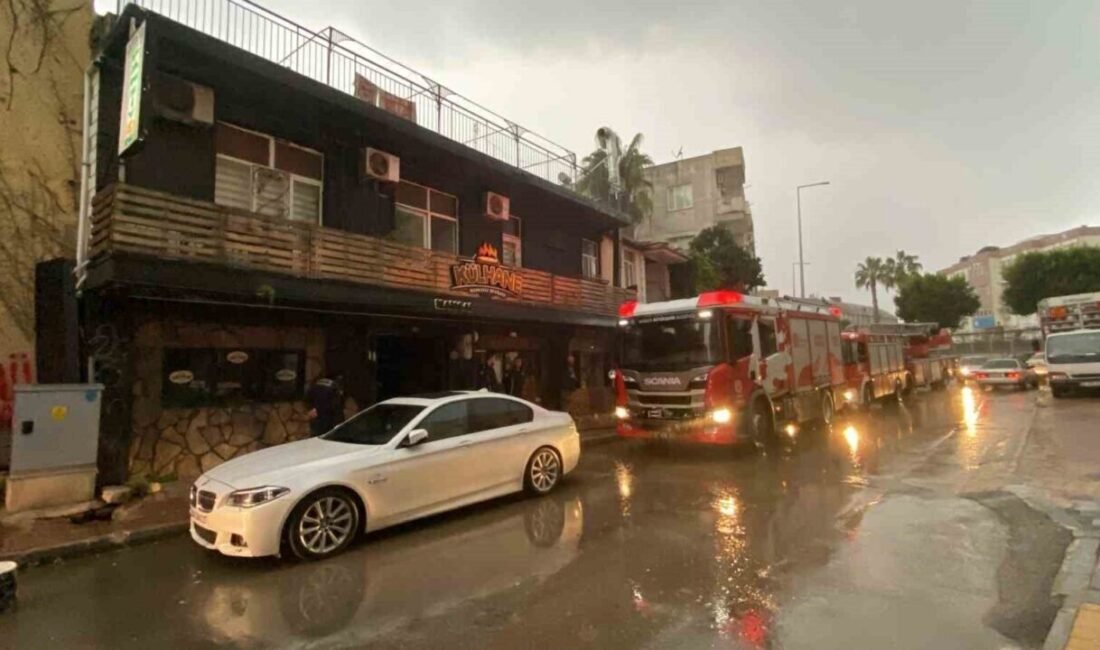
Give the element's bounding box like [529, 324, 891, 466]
[524, 447, 562, 495]
[286, 488, 361, 561]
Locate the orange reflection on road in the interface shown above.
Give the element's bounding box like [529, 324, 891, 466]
[615, 461, 634, 517]
[961, 386, 980, 436]
[843, 425, 860, 461]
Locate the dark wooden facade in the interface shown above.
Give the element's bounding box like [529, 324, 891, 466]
[79, 6, 630, 483]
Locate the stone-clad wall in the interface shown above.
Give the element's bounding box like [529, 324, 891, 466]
[128, 319, 325, 480]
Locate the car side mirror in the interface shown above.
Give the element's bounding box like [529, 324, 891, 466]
[404, 429, 429, 448]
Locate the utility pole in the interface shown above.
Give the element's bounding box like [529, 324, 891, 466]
[796, 181, 830, 297]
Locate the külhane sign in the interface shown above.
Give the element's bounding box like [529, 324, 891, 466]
[450, 243, 524, 299]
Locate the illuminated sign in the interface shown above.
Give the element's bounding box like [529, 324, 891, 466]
[433, 298, 473, 312]
[118, 22, 147, 155]
[450, 243, 523, 299]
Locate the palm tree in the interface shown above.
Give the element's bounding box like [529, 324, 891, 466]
[855, 257, 891, 322]
[575, 129, 654, 223]
[890, 250, 923, 284]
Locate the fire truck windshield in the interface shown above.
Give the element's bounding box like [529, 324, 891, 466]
[621, 317, 721, 370]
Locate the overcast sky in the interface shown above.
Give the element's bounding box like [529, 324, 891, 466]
[115, 0, 1100, 307]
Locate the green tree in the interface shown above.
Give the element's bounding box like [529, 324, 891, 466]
[575, 129, 654, 223]
[688, 226, 765, 292]
[887, 249, 923, 284]
[854, 257, 893, 322]
[1002, 247, 1100, 315]
[894, 273, 980, 328]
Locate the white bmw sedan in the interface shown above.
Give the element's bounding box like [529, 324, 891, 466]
[189, 391, 580, 560]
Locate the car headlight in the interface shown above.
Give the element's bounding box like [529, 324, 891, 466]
[710, 408, 732, 424]
[227, 486, 290, 508]
[614, 406, 631, 419]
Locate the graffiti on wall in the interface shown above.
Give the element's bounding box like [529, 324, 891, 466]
[0, 352, 34, 431]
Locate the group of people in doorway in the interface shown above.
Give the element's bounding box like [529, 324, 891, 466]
[476, 354, 531, 397]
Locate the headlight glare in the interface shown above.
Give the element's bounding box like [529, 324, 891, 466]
[227, 486, 290, 508]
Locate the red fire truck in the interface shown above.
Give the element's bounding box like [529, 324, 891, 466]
[839, 323, 953, 406]
[900, 323, 955, 391]
[613, 290, 846, 445]
[839, 329, 908, 408]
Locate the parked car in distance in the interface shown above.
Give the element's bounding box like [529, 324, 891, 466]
[973, 358, 1037, 390]
[958, 355, 995, 382]
[189, 391, 580, 560]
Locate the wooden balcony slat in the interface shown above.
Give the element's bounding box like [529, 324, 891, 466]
[90, 183, 630, 318]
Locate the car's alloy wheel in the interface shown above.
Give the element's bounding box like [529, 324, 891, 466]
[526, 448, 561, 495]
[287, 489, 359, 560]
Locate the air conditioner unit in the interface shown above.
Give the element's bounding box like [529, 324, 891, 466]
[484, 191, 510, 221]
[363, 148, 400, 183]
[153, 73, 214, 126]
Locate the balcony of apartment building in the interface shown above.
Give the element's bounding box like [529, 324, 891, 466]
[83, 1, 633, 323]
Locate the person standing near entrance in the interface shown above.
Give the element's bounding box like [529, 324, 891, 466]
[504, 356, 526, 397]
[307, 373, 344, 437]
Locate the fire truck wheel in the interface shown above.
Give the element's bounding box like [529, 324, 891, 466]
[820, 392, 835, 427]
[888, 381, 903, 407]
[747, 398, 775, 445]
[861, 385, 873, 411]
[902, 375, 914, 396]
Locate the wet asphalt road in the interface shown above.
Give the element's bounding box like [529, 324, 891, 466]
[0, 386, 1072, 649]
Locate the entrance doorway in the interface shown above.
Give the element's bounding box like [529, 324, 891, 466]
[375, 334, 445, 400]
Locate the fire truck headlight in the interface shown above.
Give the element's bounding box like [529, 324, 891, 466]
[960, 367, 971, 377]
[697, 309, 714, 320]
[710, 408, 732, 424]
[784, 423, 799, 438]
[843, 389, 855, 402]
[614, 406, 631, 420]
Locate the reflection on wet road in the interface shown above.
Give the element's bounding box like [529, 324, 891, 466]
[1, 387, 1054, 649]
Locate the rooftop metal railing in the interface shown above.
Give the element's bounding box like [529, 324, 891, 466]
[117, 0, 581, 187]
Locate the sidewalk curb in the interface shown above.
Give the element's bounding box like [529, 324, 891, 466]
[0, 520, 189, 568]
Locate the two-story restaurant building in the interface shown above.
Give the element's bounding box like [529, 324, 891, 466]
[78, 1, 649, 482]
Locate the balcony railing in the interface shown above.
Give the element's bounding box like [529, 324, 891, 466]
[89, 184, 633, 317]
[117, 0, 581, 187]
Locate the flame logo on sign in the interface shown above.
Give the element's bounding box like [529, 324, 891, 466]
[476, 243, 499, 264]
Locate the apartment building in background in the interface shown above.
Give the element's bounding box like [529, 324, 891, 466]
[634, 147, 755, 253]
[939, 225, 1100, 330]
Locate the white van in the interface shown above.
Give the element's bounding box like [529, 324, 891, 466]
[1045, 329, 1100, 398]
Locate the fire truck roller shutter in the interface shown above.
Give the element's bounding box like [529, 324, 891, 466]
[790, 318, 813, 391]
[808, 319, 830, 387]
[826, 321, 845, 386]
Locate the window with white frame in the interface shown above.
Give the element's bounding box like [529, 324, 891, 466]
[390, 180, 458, 253]
[502, 215, 521, 267]
[668, 183, 693, 211]
[622, 249, 646, 302]
[623, 250, 638, 289]
[214, 122, 323, 223]
[582, 239, 599, 279]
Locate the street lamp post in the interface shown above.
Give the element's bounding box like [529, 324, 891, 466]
[791, 261, 811, 296]
[796, 181, 830, 298]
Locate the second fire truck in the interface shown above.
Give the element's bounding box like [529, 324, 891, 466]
[839, 323, 954, 408]
[614, 290, 846, 445]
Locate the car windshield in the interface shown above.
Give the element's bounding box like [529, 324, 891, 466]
[1046, 332, 1100, 364]
[982, 359, 1019, 370]
[621, 316, 721, 371]
[323, 403, 424, 445]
